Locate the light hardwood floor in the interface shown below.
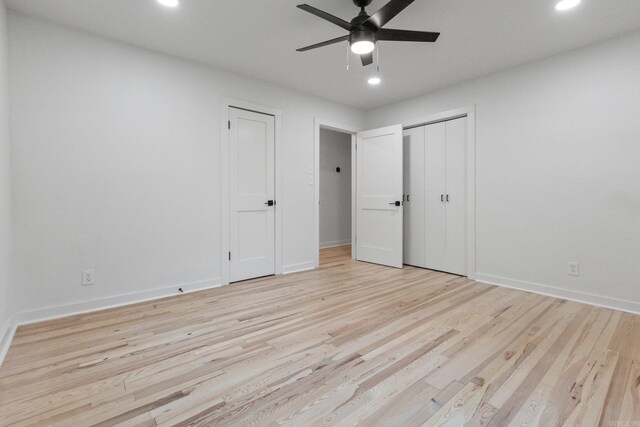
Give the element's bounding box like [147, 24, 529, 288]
[1, 245, 639, 426]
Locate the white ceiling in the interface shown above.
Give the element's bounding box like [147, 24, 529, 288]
[6, 0, 640, 110]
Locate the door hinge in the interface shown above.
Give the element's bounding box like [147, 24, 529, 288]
[228, 252, 231, 260]
[228, 120, 231, 130]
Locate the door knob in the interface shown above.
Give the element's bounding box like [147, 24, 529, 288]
[265, 200, 275, 206]
[389, 201, 401, 207]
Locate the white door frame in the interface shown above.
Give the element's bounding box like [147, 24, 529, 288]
[221, 97, 283, 285]
[314, 118, 358, 268]
[402, 105, 477, 279]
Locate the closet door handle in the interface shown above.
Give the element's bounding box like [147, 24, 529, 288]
[446, 194, 450, 202]
[441, 194, 444, 202]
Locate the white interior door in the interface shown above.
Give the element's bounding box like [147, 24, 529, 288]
[403, 127, 425, 267]
[425, 122, 447, 272]
[444, 117, 467, 275]
[229, 107, 275, 282]
[356, 125, 403, 268]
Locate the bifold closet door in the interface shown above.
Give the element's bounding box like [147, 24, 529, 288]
[424, 122, 447, 272]
[403, 127, 425, 267]
[444, 117, 467, 275]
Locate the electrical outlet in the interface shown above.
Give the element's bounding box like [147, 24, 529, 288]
[82, 269, 95, 286]
[568, 262, 580, 277]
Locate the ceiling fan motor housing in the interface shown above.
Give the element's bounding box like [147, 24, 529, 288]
[353, 0, 373, 9]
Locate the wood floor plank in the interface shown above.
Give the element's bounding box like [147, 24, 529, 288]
[0, 245, 638, 426]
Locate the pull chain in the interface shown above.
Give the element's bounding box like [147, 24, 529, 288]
[346, 42, 350, 70]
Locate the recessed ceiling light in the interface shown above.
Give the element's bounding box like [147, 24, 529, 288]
[555, 0, 581, 11]
[368, 77, 381, 86]
[157, 0, 179, 8]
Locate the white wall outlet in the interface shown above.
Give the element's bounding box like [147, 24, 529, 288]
[568, 262, 580, 277]
[82, 269, 95, 286]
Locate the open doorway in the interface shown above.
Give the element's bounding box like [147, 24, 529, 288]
[314, 122, 357, 268]
[319, 128, 352, 255]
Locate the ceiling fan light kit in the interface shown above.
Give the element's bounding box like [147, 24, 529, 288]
[296, 0, 440, 68]
[350, 31, 376, 54]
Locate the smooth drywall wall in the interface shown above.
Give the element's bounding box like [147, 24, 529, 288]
[368, 31, 640, 312]
[0, 2, 13, 344]
[319, 128, 351, 248]
[8, 13, 365, 317]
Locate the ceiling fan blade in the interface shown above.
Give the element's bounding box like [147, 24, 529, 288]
[297, 4, 353, 31]
[364, 0, 415, 30]
[296, 35, 349, 52]
[360, 52, 374, 66]
[377, 28, 440, 42]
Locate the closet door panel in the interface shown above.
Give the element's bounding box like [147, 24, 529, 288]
[403, 127, 425, 267]
[425, 122, 447, 271]
[445, 117, 467, 275]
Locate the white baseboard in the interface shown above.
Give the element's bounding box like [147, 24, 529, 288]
[475, 273, 640, 315]
[4, 271, 637, 368]
[14, 277, 223, 326]
[0, 314, 17, 368]
[282, 261, 316, 274]
[319, 240, 351, 249]
[0, 277, 223, 367]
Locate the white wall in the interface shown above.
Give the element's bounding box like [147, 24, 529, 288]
[8, 13, 365, 318]
[319, 128, 351, 248]
[0, 1, 13, 347]
[368, 31, 640, 312]
[6, 11, 640, 323]
[0, 0, 12, 346]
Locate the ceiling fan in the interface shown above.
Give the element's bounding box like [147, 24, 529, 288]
[296, 0, 440, 66]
